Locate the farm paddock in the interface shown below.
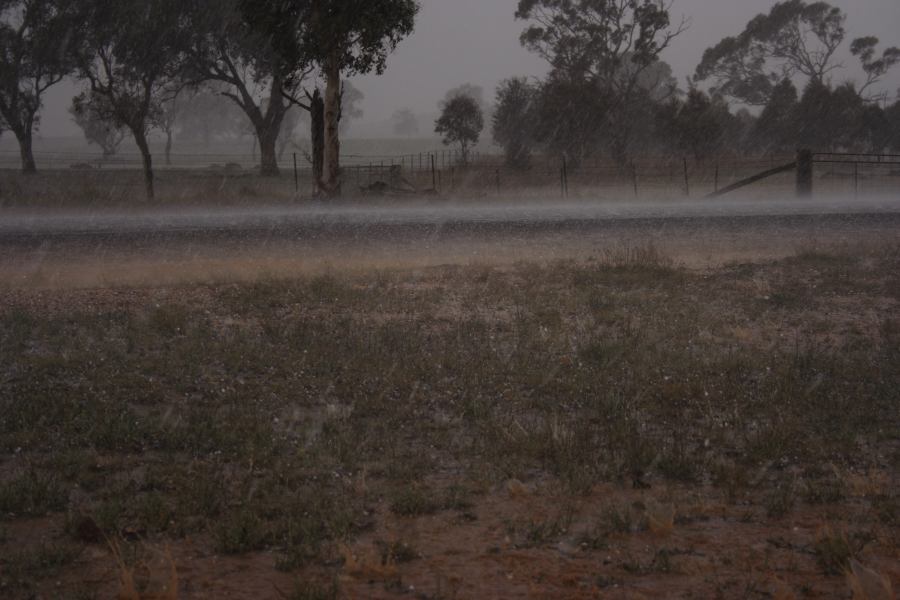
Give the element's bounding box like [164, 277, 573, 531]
[0, 208, 898, 599]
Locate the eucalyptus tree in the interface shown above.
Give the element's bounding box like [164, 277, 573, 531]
[186, 0, 315, 176]
[76, 0, 192, 199]
[515, 0, 685, 164]
[851, 37, 900, 101]
[695, 1, 899, 105]
[0, 0, 81, 173]
[301, 0, 418, 195]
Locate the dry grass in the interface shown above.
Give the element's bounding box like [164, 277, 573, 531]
[0, 241, 898, 597]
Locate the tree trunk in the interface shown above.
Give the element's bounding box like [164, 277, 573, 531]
[133, 129, 155, 200]
[165, 129, 173, 166]
[14, 127, 37, 175]
[322, 54, 342, 197]
[310, 89, 325, 193]
[258, 129, 279, 176]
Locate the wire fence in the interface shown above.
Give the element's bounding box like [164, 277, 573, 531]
[1, 148, 898, 205]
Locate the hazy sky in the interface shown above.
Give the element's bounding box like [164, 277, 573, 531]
[34, 0, 900, 138]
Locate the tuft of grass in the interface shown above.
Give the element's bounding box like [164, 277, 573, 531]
[814, 526, 855, 575]
[284, 579, 340, 600]
[389, 486, 439, 517]
[215, 508, 268, 555]
[0, 470, 68, 518]
[376, 540, 418, 564]
[765, 480, 797, 518]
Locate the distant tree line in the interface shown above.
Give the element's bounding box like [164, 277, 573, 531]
[2, 0, 899, 197]
[487, 0, 900, 169]
[0, 0, 418, 198]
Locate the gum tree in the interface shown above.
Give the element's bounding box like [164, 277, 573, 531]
[0, 0, 81, 173]
[516, 0, 686, 164]
[302, 0, 418, 196]
[76, 0, 191, 199]
[695, 1, 899, 105]
[186, 0, 315, 176]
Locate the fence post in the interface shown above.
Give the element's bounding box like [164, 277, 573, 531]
[562, 155, 569, 198]
[431, 154, 436, 190]
[854, 161, 859, 197]
[683, 158, 690, 197]
[796, 149, 813, 197]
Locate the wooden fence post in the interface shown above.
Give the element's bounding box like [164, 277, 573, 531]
[796, 149, 813, 197]
[431, 154, 436, 190]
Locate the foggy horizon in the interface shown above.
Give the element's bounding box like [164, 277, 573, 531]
[16, 0, 900, 142]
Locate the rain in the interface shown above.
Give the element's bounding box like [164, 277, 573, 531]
[1, 1, 898, 598]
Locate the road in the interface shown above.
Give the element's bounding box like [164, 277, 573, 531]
[1, 196, 899, 288]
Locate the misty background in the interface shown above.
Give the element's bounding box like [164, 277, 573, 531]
[8, 0, 899, 145]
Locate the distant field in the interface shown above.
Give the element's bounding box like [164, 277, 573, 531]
[0, 136, 464, 171]
[1, 225, 898, 598]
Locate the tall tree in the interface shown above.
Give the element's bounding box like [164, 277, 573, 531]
[187, 0, 315, 176]
[492, 77, 537, 169]
[516, 0, 685, 164]
[302, 0, 418, 196]
[76, 0, 191, 199]
[0, 0, 81, 173]
[695, 1, 897, 105]
[435, 93, 483, 165]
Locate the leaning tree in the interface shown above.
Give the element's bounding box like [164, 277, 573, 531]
[0, 0, 81, 173]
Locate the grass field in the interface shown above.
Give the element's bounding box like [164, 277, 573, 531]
[1, 236, 898, 598]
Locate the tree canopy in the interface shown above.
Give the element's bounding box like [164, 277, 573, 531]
[76, 0, 193, 198]
[695, 0, 898, 105]
[516, 0, 685, 164]
[0, 0, 82, 172]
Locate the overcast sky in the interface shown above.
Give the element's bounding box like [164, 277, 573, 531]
[34, 0, 900, 138]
